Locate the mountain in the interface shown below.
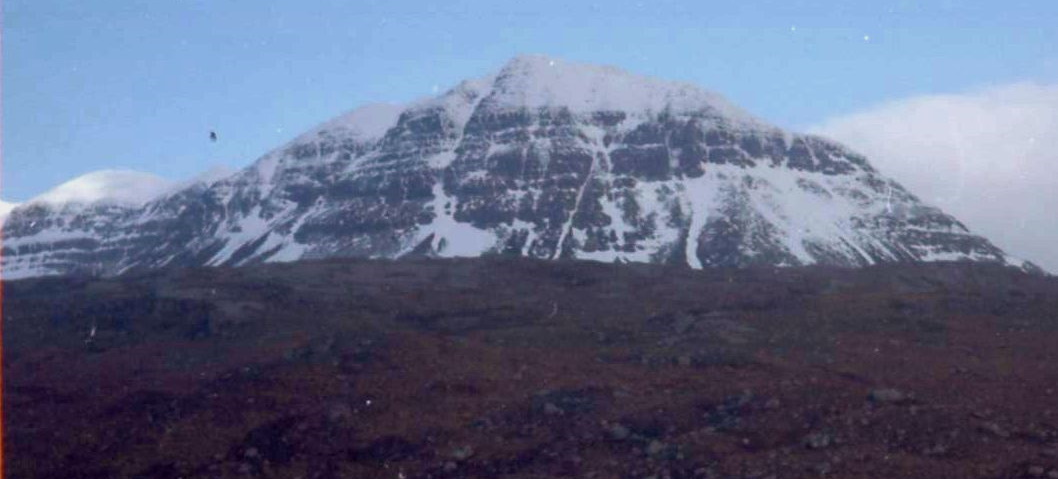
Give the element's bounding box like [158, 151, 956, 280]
[1, 55, 1040, 279]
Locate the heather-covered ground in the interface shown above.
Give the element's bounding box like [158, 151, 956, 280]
[4, 258, 1058, 478]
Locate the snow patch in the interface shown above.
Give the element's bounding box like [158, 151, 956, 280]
[424, 181, 497, 257]
[207, 207, 271, 266]
[683, 173, 721, 269]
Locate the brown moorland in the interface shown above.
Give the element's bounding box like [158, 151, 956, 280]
[4, 257, 1058, 479]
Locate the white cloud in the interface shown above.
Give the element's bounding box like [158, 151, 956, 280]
[811, 82, 1058, 273]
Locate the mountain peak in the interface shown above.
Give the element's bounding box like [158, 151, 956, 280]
[483, 54, 759, 124]
[497, 54, 621, 77]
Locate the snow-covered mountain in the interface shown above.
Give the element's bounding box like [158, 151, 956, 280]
[1, 55, 1041, 279]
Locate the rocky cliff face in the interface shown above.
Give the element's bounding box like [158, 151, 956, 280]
[1, 55, 1039, 279]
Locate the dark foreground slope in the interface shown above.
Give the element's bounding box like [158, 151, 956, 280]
[4, 258, 1058, 479]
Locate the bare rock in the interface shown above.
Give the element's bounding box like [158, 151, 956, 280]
[609, 424, 631, 441]
[803, 432, 832, 450]
[451, 445, 474, 461]
[868, 388, 907, 403]
[977, 421, 1010, 438]
[646, 440, 666, 456]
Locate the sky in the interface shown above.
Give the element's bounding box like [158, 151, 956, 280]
[3, 0, 1057, 269]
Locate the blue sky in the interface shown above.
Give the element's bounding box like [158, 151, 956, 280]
[4, 0, 1057, 201]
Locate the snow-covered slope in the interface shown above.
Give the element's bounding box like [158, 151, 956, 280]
[483, 55, 758, 121]
[1, 55, 1040, 280]
[29, 170, 172, 206]
[0, 200, 20, 226]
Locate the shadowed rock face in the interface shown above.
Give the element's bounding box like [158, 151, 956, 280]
[1, 55, 1039, 279]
